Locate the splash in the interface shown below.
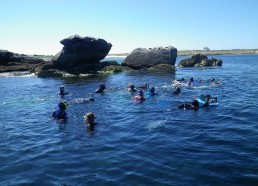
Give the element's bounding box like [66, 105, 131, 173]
[0, 71, 36, 78]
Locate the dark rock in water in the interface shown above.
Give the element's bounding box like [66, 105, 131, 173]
[178, 54, 222, 67]
[0, 49, 44, 65]
[0, 49, 45, 73]
[122, 46, 177, 69]
[0, 50, 14, 65]
[100, 65, 134, 74]
[34, 60, 123, 77]
[52, 35, 112, 70]
[148, 64, 175, 72]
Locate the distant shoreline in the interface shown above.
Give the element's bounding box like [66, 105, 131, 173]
[108, 49, 258, 57]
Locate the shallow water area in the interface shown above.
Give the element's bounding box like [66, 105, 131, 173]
[0, 55, 258, 185]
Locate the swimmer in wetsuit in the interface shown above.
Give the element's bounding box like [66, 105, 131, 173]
[95, 84, 106, 93]
[173, 86, 181, 95]
[133, 90, 146, 101]
[128, 84, 137, 92]
[52, 101, 68, 120]
[149, 86, 157, 96]
[137, 83, 148, 89]
[178, 99, 199, 110]
[58, 86, 69, 97]
[177, 77, 185, 82]
[84, 112, 97, 131]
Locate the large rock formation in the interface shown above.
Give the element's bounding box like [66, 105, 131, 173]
[122, 46, 177, 69]
[0, 50, 43, 65]
[52, 35, 112, 70]
[0, 49, 45, 73]
[178, 54, 222, 67]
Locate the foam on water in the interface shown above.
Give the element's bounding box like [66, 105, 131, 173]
[147, 119, 167, 131]
[0, 71, 36, 78]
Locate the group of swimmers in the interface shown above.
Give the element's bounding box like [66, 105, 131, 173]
[52, 77, 219, 130]
[174, 77, 221, 87]
[52, 85, 102, 131]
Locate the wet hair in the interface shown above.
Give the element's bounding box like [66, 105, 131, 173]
[85, 112, 95, 122]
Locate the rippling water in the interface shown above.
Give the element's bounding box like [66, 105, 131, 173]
[0, 55, 258, 185]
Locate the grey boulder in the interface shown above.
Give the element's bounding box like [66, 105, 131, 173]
[178, 54, 222, 67]
[122, 46, 177, 69]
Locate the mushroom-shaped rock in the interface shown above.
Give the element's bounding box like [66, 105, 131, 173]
[52, 35, 112, 67]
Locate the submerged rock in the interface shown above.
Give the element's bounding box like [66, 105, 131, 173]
[122, 46, 177, 69]
[100, 65, 134, 74]
[148, 64, 175, 72]
[52, 35, 112, 71]
[178, 54, 222, 67]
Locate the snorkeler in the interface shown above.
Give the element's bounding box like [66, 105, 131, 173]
[128, 83, 137, 92]
[178, 99, 199, 110]
[137, 83, 148, 89]
[210, 77, 216, 83]
[95, 84, 106, 93]
[52, 101, 68, 120]
[149, 86, 157, 96]
[177, 77, 185, 82]
[173, 86, 181, 95]
[58, 86, 69, 97]
[133, 90, 146, 101]
[73, 94, 95, 104]
[84, 112, 97, 131]
[186, 77, 194, 87]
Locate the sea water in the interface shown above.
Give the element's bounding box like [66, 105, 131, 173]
[0, 55, 258, 185]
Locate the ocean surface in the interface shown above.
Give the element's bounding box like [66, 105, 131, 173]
[0, 55, 258, 185]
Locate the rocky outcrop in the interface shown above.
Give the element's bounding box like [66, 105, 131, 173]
[100, 65, 134, 74]
[0, 49, 45, 73]
[52, 35, 112, 73]
[33, 60, 123, 77]
[0, 50, 44, 65]
[148, 64, 175, 72]
[178, 54, 222, 67]
[122, 46, 177, 69]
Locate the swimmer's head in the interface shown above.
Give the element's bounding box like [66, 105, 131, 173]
[60, 86, 65, 92]
[100, 84, 106, 90]
[150, 87, 155, 93]
[130, 84, 135, 89]
[84, 112, 96, 121]
[58, 101, 68, 110]
[192, 100, 199, 109]
[138, 90, 144, 96]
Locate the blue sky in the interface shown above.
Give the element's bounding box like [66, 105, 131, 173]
[0, 0, 257, 55]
